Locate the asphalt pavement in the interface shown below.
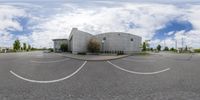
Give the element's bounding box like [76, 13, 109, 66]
[0, 51, 200, 100]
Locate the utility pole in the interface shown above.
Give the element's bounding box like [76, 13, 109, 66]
[182, 38, 184, 49]
[164, 40, 166, 47]
[181, 37, 184, 52]
[175, 40, 177, 50]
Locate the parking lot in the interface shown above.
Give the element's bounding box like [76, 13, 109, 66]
[0, 51, 200, 100]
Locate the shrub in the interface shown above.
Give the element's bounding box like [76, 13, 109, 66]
[60, 43, 68, 52]
[48, 48, 54, 52]
[87, 38, 100, 53]
[164, 46, 169, 51]
[170, 47, 175, 51]
[78, 52, 86, 55]
[117, 51, 124, 55]
[194, 49, 200, 53]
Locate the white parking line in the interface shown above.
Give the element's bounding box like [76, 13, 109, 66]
[30, 58, 70, 63]
[10, 61, 87, 83]
[107, 61, 170, 75]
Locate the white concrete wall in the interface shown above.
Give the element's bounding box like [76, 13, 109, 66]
[95, 32, 142, 53]
[69, 28, 93, 54]
[64, 28, 142, 54]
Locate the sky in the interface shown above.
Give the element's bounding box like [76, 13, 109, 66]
[0, 0, 200, 49]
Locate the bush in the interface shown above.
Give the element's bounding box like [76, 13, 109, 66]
[164, 47, 169, 51]
[48, 48, 54, 52]
[117, 51, 124, 55]
[87, 38, 100, 53]
[60, 43, 68, 52]
[194, 49, 200, 53]
[78, 52, 86, 55]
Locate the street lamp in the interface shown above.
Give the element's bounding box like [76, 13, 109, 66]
[101, 40, 104, 53]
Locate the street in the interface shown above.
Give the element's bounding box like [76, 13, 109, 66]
[0, 51, 200, 100]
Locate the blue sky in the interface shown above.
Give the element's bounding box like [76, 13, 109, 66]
[153, 20, 193, 40]
[0, 0, 200, 48]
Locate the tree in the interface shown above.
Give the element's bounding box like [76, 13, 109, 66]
[157, 44, 161, 51]
[185, 46, 188, 51]
[60, 43, 68, 52]
[28, 44, 31, 50]
[13, 39, 21, 51]
[170, 47, 175, 51]
[164, 46, 169, 51]
[23, 43, 27, 51]
[150, 48, 153, 51]
[142, 42, 147, 51]
[87, 38, 100, 53]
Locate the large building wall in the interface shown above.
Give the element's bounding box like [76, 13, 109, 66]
[69, 28, 93, 54]
[53, 39, 68, 52]
[54, 28, 142, 54]
[95, 32, 142, 53]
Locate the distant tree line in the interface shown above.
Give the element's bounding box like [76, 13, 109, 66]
[141, 42, 178, 52]
[13, 39, 32, 52]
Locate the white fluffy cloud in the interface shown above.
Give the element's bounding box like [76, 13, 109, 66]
[0, 5, 27, 47]
[1, 2, 200, 48]
[30, 3, 187, 48]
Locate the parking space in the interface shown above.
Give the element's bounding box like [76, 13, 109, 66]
[0, 51, 200, 99]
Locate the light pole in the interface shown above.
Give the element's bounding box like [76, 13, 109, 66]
[175, 40, 177, 50]
[182, 37, 184, 52]
[101, 40, 104, 53]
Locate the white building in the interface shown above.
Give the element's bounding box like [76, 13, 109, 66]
[53, 28, 142, 54]
[0, 47, 11, 53]
[95, 32, 141, 54]
[68, 28, 93, 54]
[52, 39, 68, 52]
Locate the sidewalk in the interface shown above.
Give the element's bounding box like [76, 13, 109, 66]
[58, 53, 128, 61]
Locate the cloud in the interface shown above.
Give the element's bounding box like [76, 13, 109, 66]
[0, 5, 26, 31]
[0, 2, 200, 49]
[166, 31, 174, 36]
[30, 3, 186, 48]
[0, 5, 27, 47]
[161, 5, 200, 49]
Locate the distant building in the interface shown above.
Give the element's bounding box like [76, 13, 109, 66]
[0, 47, 11, 53]
[177, 47, 194, 53]
[52, 39, 68, 52]
[53, 28, 142, 54]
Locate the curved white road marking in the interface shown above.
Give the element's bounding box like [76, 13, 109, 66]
[30, 58, 70, 63]
[10, 61, 87, 83]
[107, 61, 170, 75]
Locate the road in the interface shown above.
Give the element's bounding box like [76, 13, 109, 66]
[0, 51, 200, 100]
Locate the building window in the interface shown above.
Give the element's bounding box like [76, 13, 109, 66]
[130, 38, 133, 41]
[103, 37, 106, 40]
